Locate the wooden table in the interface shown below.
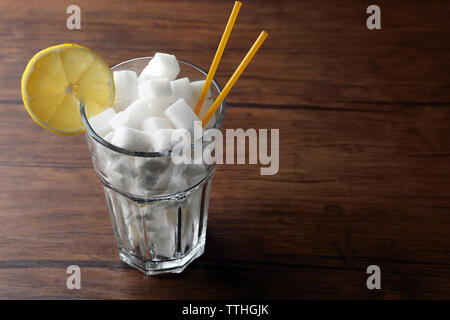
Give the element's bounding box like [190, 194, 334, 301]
[0, 0, 449, 299]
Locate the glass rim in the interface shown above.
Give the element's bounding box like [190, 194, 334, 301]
[80, 56, 226, 158]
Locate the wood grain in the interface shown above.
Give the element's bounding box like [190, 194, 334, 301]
[0, 0, 449, 299]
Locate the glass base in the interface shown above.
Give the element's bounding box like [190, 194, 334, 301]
[118, 238, 205, 275]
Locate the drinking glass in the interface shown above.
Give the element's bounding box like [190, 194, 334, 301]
[80, 57, 225, 275]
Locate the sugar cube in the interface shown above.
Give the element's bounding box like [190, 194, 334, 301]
[87, 108, 116, 137]
[191, 80, 212, 103]
[138, 78, 174, 102]
[147, 98, 173, 117]
[120, 198, 141, 226]
[132, 170, 171, 194]
[150, 128, 190, 152]
[146, 211, 176, 257]
[111, 127, 152, 152]
[140, 53, 180, 81]
[180, 190, 202, 251]
[164, 99, 201, 137]
[141, 117, 174, 136]
[135, 156, 170, 172]
[170, 77, 195, 108]
[104, 155, 137, 189]
[103, 131, 115, 143]
[124, 99, 154, 128]
[108, 111, 140, 130]
[104, 155, 135, 177]
[165, 174, 189, 194]
[183, 144, 207, 184]
[113, 70, 139, 111]
[126, 222, 140, 249]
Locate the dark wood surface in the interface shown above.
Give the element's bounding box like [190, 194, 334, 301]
[0, 0, 449, 299]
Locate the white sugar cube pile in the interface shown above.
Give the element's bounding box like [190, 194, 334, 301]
[87, 52, 223, 254]
[87, 52, 220, 198]
[89, 52, 217, 154]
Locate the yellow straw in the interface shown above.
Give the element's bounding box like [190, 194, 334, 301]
[202, 30, 268, 127]
[194, 1, 242, 115]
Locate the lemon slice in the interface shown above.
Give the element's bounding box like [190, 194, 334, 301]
[21, 44, 115, 135]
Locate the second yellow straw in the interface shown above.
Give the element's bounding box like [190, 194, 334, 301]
[202, 30, 268, 127]
[194, 1, 242, 115]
